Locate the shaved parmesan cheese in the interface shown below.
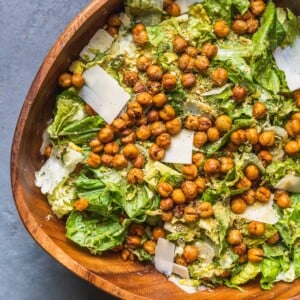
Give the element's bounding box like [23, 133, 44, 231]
[169, 275, 208, 294]
[162, 129, 194, 164]
[172, 264, 190, 279]
[79, 65, 130, 124]
[202, 83, 231, 96]
[273, 37, 300, 91]
[119, 12, 131, 27]
[275, 174, 300, 193]
[154, 238, 175, 276]
[80, 29, 114, 61]
[176, 0, 202, 13]
[195, 241, 215, 264]
[234, 197, 279, 224]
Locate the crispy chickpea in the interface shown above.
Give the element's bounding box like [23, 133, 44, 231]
[132, 24, 148, 47]
[160, 197, 174, 210]
[136, 125, 151, 141]
[212, 68, 228, 86]
[133, 81, 147, 94]
[292, 112, 300, 121]
[198, 116, 212, 131]
[175, 255, 188, 266]
[147, 65, 163, 81]
[147, 80, 162, 95]
[259, 131, 275, 147]
[89, 138, 103, 153]
[166, 118, 182, 135]
[121, 112, 135, 127]
[192, 153, 205, 167]
[294, 90, 300, 107]
[182, 164, 198, 180]
[162, 73, 177, 90]
[214, 20, 230, 38]
[253, 102, 267, 119]
[185, 46, 198, 57]
[73, 198, 89, 211]
[112, 118, 126, 132]
[101, 154, 113, 167]
[220, 157, 234, 173]
[185, 115, 200, 131]
[181, 181, 198, 200]
[149, 143, 165, 161]
[121, 248, 130, 261]
[236, 10, 254, 20]
[181, 73, 196, 89]
[85, 104, 96, 116]
[126, 235, 141, 249]
[150, 121, 167, 137]
[204, 158, 221, 175]
[159, 104, 176, 121]
[132, 153, 145, 168]
[238, 254, 248, 264]
[121, 131, 136, 144]
[232, 243, 247, 256]
[255, 186, 271, 203]
[173, 35, 188, 53]
[227, 229, 243, 245]
[107, 26, 119, 37]
[226, 142, 239, 153]
[136, 55, 152, 72]
[193, 131, 208, 148]
[104, 142, 119, 155]
[136, 92, 153, 106]
[183, 245, 199, 263]
[215, 115, 232, 132]
[127, 168, 144, 184]
[244, 164, 260, 181]
[230, 129, 246, 145]
[166, 2, 181, 16]
[250, 0, 266, 16]
[156, 133, 172, 149]
[123, 143, 139, 160]
[87, 152, 101, 168]
[136, 115, 148, 127]
[107, 13, 121, 27]
[152, 227, 166, 241]
[232, 20, 247, 35]
[123, 71, 139, 87]
[274, 190, 291, 209]
[143, 240, 156, 255]
[236, 176, 252, 189]
[246, 18, 259, 34]
[44, 145, 52, 157]
[163, 0, 173, 9]
[285, 119, 300, 137]
[248, 248, 264, 263]
[231, 197, 247, 214]
[184, 207, 198, 223]
[153, 92, 168, 108]
[195, 177, 206, 193]
[129, 223, 144, 236]
[242, 189, 256, 205]
[245, 128, 259, 145]
[267, 232, 280, 245]
[207, 127, 220, 142]
[195, 55, 210, 73]
[71, 73, 85, 88]
[248, 221, 265, 236]
[112, 154, 128, 170]
[232, 85, 247, 102]
[198, 202, 214, 218]
[127, 101, 143, 119]
[285, 141, 300, 155]
[178, 54, 195, 73]
[58, 72, 72, 88]
[147, 109, 160, 123]
[172, 189, 186, 204]
[201, 42, 218, 59]
[258, 150, 273, 166]
[161, 211, 173, 222]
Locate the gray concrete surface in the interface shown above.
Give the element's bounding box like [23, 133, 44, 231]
[0, 1, 117, 299]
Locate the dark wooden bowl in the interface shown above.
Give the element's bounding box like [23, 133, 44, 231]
[10, 0, 300, 299]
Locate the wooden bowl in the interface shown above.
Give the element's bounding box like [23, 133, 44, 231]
[10, 0, 300, 299]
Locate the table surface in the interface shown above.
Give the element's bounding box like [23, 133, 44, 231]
[1, 1, 117, 299]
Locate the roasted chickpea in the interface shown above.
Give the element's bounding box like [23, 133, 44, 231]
[232, 243, 247, 256]
[112, 154, 128, 170]
[267, 232, 280, 245]
[184, 207, 198, 223]
[231, 197, 247, 214]
[195, 55, 210, 73]
[236, 10, 254, 20]
[104, 142, 119, 155]
[198, 116, 212, 131]
[89, 139, 103, 153]
[178, 54, 195, 73]
[255, 186, 271, 203]
[285, 119, 300, 137]
[166, 2, 181, 16]
[85, 104, 96, 116]
[183, 245, 199, 263]
[292, 112, 300, 121]
[181, 181, 198, 200]
[294, 90, 300, 107]
[107, 26, 119, 37]
[220, 157, 234, 173]
[214, 20, 230, 38]
[160, 197, 174, 210]
[246, 18, 259, 33]
[98, 126, 114, 143]
[195, 177, 206, 193]
[212, 68, 228, 86]
[192, 153, 205, 168]
[230, 129, 246, 145]
[147, 65, 163, 81]
[173, 35, 188, 53]
[166, 118, 182, 135]
[185, 46, 198, 57]
[159, 104, 176, 121]
[150, 121, 167, 136]
[259, 131, 275, 147]
[182, 164, 198, 180]
[227, 229, 243, 245]
[215, 115, 232, 132]
[181, 73, 196, 89]
[132, 24, 148, 47]
[122, 143, 139, 160]
[136, 92, 153, 106]
[193, 131, 208, 148]
[71, 73, 85, 88]
[248, 221, 265, 236]
[232, 85, 247, 102]
[285, 141, 300, 155]
[242, 189, 256, 205]
[253, 102, 267, 119]
[236, 176, 252, 189]
[250, 0, 266, 16]
[156, 133, 172, 149]
[258, 150, 273, 166]
[204, 158, 221, 175]
[127, 101, 143, 119]
[238, 254, 248, 264]
[245, 128, 259, 145]
[149, 143, 165, 161]
[112, 118, 126, 132]
[136, 125, 151, 141]
[87, 152, 101, 168]
[175, 255, 187, 266]
[129, 223, 144, 236]
[161, 211, 173, 222]
[107, 13, 121, 27]
[153, 92, 168, 108]
[172, 188, 186, 204]
[163, 0, 173, 9]
[146, 110, 160, 124]
[121, 112, 135, 127]
[44, 145, 52, 157]
[73, 198, 89, 211]
[146, 80, 162, 95]
[226, 142, 239, 153]
[123, 71, 139, 87]
[201, 42, 218, 59]
[127, 168, 144, 184]
[132, 153, 145, 168]
[207, 127, 220, 142]
[121, 131, 136, 144]
[126, 235, 141, 249]
[248, 247, 264, 263]
[143, 240, 156, 255]
[274, 190, 291, 209]
[58, 72, 72, 88]
[198, 202, 214, 218]
[185, 115, 200, 131]
[101, 154, 113, 167]
[232, 20, 247, 35]
[136, 55, 152, 72]
[162, 73, 177, 90]
[244, 164, 260, 181]
[152, 227, 166, 241]
[136, 115, 148, 126]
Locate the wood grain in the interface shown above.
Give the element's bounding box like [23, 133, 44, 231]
[10, 0, 300, 299]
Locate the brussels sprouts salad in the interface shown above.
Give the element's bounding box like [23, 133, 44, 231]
[36, 0, 300, 292]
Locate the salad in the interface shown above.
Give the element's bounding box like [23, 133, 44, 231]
[36, 0, 300, 292]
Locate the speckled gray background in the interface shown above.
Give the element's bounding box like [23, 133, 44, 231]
[1, 1, 117, 299]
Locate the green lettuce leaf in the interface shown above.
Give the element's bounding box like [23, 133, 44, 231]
[260, 258, 281, 290]
[230, 262, 261, 285]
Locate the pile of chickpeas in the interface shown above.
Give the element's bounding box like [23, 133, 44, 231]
[54, 0, 300, 269]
